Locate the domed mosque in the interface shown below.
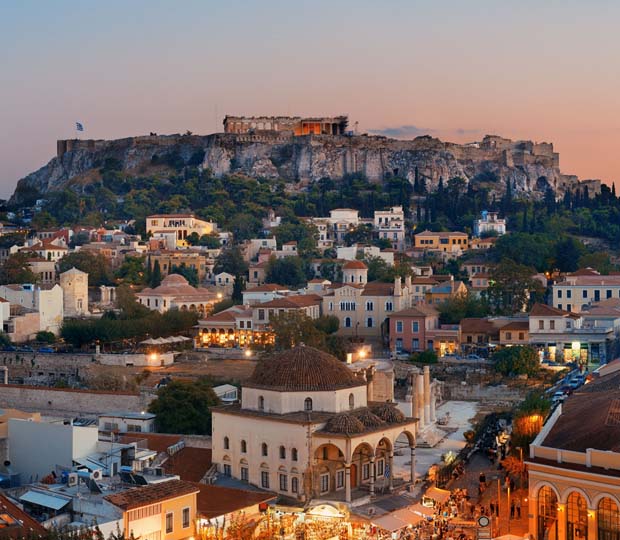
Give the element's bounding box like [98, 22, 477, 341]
[211, 345, 417, 505]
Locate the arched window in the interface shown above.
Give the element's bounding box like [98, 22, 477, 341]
[344, 317, 352, 328]
[240, 440, 247, 453]
[349, 393, 355, 410]
[304, 398, 313, 411]
[567, 492, 588, 540]
[538, 486, 558, 540]
[291, 448, 298, 461]
[223, 436, 229, 450]
[258, 396, 264, 411]
[598, 497, 620, 540]
[261, 443, 268, 457]
[279, 446, 286, 459]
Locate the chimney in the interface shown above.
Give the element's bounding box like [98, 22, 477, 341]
[405, 275, 412, 289]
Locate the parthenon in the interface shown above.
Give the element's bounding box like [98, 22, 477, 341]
[223, 115, 349, 136]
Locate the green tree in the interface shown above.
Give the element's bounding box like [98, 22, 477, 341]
[150, 260, 162, 287]
[58, 251, 113, 286]
[0, 332, 11, 347]
[553, 237, 586, 272]
[265, 256, 307, 288]
[313, 315, 340, 334]
[578, 251, 614, 274]
[273, 221, 318, 254]
[437, 293, 490, 324]
[36, 331, 56, 343]
[148, 378, 220, 435]
[214, 246, 248, 276]
[409, 350, 438, 364]
[492, 345, 540, 376]
[487, 258, 543, 315]
[232, 274, 246, 304]
[116, 283, 150, 319]
[0, 252, 38, 284]
[115, 256, 147, 286]
[269, 311, 327, 350]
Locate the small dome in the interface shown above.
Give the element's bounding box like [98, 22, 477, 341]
[161, 274, 189, 286]
[343, 260, 368, 270]
[353, 408, 387, 429]
[324, 413, 366, 435]
[371, 403, 406, 424]
[247, 345, 365, 392]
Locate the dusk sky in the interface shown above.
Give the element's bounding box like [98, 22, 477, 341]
[1, 0, 619, 198]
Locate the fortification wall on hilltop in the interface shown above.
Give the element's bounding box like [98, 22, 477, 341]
[15, 131, 597, 207]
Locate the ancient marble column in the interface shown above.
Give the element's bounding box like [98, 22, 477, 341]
[430, 382, 437, 423]
[410, 446, 416, 485]
[416, 373, 425, 428]
[423, 366, 431, 426]
[388, 451, 394, 491]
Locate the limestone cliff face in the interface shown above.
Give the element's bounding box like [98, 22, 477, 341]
[11, 132, 597, 204]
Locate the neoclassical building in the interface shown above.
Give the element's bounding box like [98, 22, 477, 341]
[211, 345, 417, 505]
[527, 370, 620, 540]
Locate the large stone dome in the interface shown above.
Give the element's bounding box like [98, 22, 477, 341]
[246, 345, 365, 392]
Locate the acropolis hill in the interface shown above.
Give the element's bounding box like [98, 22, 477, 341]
[10, 118, 601, 204]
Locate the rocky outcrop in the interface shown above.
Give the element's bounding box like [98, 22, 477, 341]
[10, 132, 600, 204]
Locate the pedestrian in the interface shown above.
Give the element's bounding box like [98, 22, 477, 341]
[516, 498, 522, 519]
[510, 500, 515, 519]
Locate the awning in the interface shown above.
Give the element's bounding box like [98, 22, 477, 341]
[409, 503, 435, 518]
[20, 490, 71, 511]
[424, 486, 451, 504]
[372, 514, 409, 532]
[392, 508, 424, 526]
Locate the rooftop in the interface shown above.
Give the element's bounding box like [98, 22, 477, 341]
[246, 345, 365, 392]
[194, 483, 275, 519]
[104, 479, 199, 510]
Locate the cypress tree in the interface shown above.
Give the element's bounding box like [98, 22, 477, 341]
[612, 182, 617, 199]
[151, 260, 162, 288]
[416, 200, 422, 223]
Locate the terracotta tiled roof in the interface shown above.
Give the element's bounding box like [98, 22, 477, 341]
[342, 260, 368, 270]
[390, 305, 438, 318]
[0, 494, 47, 539]
[163, 447, 212, 482]
[530, 303, 581, 319]
[542, 372, 620, 452]
[361, 281, 394, 296]
[194, 483, 275, 519]
[245, 284, 288, 292]
[500, 321, 529, 331]
[105, 479, 199, 510]
[258, 295, 322, 309]
[246, 345, 365, 392]
[460, 318, 497, 334]
[569, 267, 600, 276]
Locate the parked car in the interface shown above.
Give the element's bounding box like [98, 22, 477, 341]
[465, 354, 484, 361]
[38, 347, 55, 353]
[2, 345, 16, 352]
[551, 391, 567, 404]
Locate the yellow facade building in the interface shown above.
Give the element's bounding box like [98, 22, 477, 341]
[413, 230, 469, 254]
[105, 479, 199, 540]
[527, 370, 620, 540]
[147, 214, 216, 248]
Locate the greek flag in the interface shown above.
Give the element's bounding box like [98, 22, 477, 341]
[76, 122, 84, 132]
[384, 464, 390, 479]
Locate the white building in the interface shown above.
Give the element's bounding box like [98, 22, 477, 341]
[211, 345, 417, 504]
[98, 411, 156, 434]
[473, 211, 506, 237]
[528, 303, 614, 365]
[136, 274, 218, 316]
[8, 419, 99, 481]
[552, 273, 620, 313]
[374, 206, 405, 250]
[60, 267, 89, 317]
[0, 283, 64, 334]
[242, 284, 290, 306]
[323, 276, 417, 337]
